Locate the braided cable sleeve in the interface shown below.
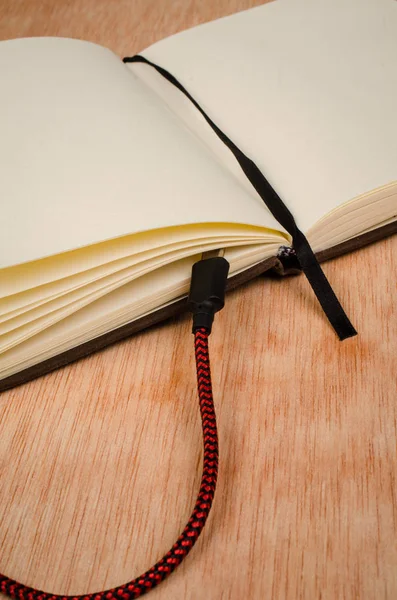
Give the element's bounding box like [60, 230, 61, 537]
[0, 327, 218, 599]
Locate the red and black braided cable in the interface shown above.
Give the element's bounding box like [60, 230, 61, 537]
[0, 327, 217, 599]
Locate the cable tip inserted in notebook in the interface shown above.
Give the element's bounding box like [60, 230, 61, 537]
[188, 256, 230, 334]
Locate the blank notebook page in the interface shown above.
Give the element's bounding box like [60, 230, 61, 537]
[0, 37, 283, 270]
[143, 0, 397, 233]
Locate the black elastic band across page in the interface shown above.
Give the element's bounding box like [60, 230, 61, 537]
[123, 54, 357, 340]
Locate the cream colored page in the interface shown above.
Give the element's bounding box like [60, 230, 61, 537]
[0, 242, 279, 378]
[0, 257, 197, 376]
[0, 37, 283, 270]
[141, 0, 397, 233]
[0, 235, 270, 350]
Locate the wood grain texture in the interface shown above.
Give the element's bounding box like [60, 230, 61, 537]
[0, 1, 396, 598]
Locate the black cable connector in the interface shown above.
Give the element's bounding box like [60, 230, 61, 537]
[188, 257, 230, 334]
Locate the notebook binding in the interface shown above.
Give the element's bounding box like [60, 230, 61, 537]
[275, 245, 302, 275]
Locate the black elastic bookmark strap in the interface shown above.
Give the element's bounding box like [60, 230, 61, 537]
[123, 54, 357, 340]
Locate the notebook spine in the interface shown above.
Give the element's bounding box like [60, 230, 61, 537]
[273, 246, 302, 276]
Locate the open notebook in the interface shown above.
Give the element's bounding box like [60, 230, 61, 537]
[0, 0, 396, 390]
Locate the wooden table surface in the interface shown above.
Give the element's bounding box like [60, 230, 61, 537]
[0, 1, 396, 598]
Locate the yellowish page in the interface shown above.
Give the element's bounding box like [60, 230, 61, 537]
[0, 242, 280, 379]
[0, 235, 270, 350]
